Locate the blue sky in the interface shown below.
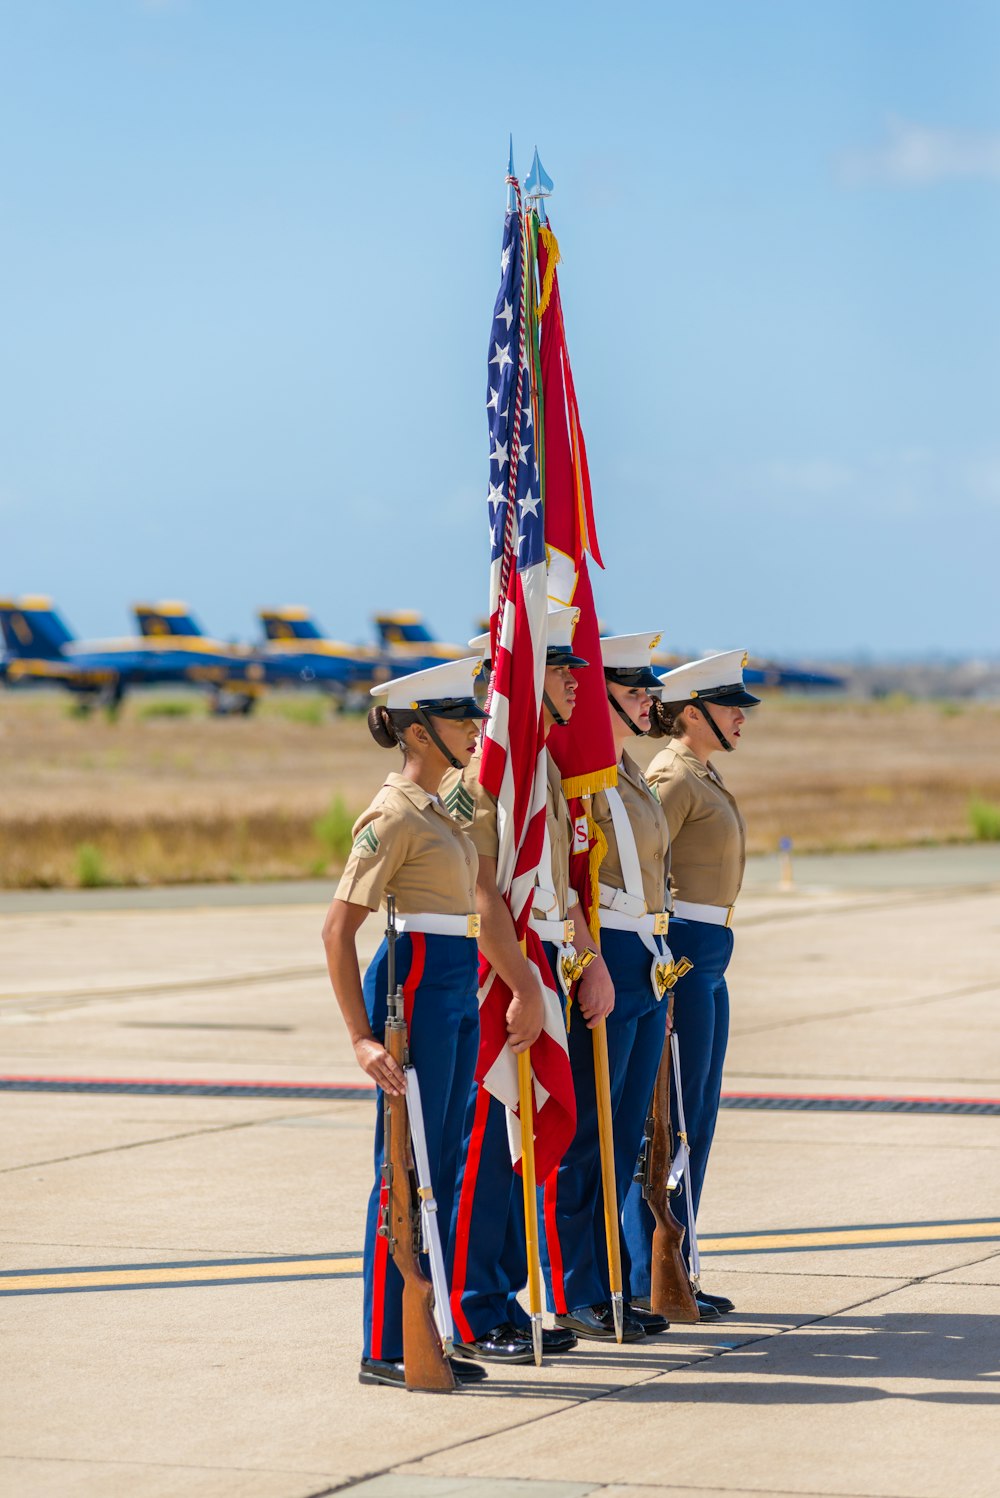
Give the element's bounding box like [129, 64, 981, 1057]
[2, 1, 998, 658]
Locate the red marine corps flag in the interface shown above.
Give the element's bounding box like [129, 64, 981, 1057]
[534, 197, 617, 900]
[528, 157, 627, 1338]
[476, 166, 576, 1183]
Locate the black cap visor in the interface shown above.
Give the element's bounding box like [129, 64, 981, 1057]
[547, 646, 589, 668]
[604, 665, 661, 691]
[697, 682, 761, 707]
[416, 696, 489, 721]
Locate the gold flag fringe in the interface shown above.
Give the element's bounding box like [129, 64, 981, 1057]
[537, 226, 561, 318]
[560, 764, 618, 800]
[566, 802, 608, 1032]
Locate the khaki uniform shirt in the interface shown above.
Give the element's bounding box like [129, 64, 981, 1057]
[645, 742, 746, 907]
[334, 772, 478, 915]
[591, 750, 670, 913]
[442, 747, 572, 920]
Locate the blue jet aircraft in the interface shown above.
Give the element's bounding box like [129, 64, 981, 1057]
[259, 608, 464, 691]
[0, 596, 264, 712]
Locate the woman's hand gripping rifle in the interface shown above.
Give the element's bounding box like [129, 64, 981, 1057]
[379, 897, 455, 1392]
[634, 957, 701, 1324]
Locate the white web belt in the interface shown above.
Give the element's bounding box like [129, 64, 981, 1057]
[600, 786, 672, 1000]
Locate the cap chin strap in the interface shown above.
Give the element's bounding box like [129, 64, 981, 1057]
[413, 707, 464, 770]
[608, 692, 646, 737]
[543, 691, 566, 728]
[695, 700, 734, 753]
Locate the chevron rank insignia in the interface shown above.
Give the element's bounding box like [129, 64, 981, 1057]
[352, 824, 380, 857]
[444, 781, 475, 824]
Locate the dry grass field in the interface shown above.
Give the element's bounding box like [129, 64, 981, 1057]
[2, 689, 999, 888]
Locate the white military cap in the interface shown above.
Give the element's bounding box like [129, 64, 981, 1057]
[370, 655, 488, 717]
[657, 649, 761, 706]
[600, 631, 664, 689]
[468, 603, 588, 668]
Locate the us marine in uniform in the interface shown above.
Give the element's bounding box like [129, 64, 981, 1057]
[544, 632, 674, 1342]
[624, 649, 759, 1319]
[321, 656, 492, 1388]
[443, 605, 615, 1363]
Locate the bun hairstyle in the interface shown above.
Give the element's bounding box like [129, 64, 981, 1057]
[367, 704, 420, 750]
[648, 699, 690, 740]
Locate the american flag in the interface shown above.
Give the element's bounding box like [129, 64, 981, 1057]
[477, 186, 576, 1182]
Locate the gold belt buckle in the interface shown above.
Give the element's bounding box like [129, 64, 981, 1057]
[564, 918, 575, 943]
[652, 911, 670, 937]
[466, 914, 481, 938]
[724, 906, 734, 928]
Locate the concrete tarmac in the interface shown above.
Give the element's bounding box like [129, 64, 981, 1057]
[1, 848, 999, 1498]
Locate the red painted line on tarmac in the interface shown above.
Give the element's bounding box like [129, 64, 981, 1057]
[721, 1089, 1000, 1105]
[2, 1077, 999, 1114]
[2, 1076, 997, 1104]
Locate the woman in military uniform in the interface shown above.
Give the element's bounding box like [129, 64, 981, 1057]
[444, 606, 611, 1364]
[322, 656, 490, 1388]
[547, 632, 673, 1343]
[623, 649, 759, 1318]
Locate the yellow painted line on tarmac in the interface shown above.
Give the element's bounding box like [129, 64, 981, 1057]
[700, 1219, 1000, 1255]
[4, 1219, 998, 1297]
[0, 1255, 363, 1296]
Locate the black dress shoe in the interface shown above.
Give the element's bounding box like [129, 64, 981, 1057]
[358, 1355, 483, 1388]
[358, 1356, 406, 1387]
[627, 1304, 670, 1335]
[554, 1301, 646, 1343]
[503, 1322, 578, 1355]
[541, 1324, 578, 1354]
[698, 1291, 735, 1313]
[695, 1295, 722, 1321]
[453, 1322, 534, 1364]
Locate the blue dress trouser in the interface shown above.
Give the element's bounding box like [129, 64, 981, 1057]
[541, 927, 667, 1314]
[447, 942, 563, 1341]
[447, 1083, 528, 1341]
[622, 917, 733, 1300]
[361, 931, 479, 1362]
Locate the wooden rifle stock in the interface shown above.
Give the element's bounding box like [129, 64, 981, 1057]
[380, 899, 454, 1392]
[643, 989, 699, 1323]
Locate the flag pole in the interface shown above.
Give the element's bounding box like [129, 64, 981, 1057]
[516, 1041, 544, 1366]
[593, 1027, 624, 1340]
[529, 152, 623, 1344]
[519, 154, 547, 1368]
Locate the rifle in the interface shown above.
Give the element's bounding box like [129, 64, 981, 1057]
[634, 957, 700, 1324]
[378, 897, 455, 1392]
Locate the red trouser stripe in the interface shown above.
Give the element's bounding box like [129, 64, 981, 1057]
[543, 1167, 568, 1315]
[402, 933, 425, 1028]
[370, 932, 426, 1361]
[369, 1175, 390, 1359]
[448, 1084, 491, 1343]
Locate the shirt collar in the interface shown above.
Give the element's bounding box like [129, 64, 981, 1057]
[667, 740, 725, 785]
[384, 771, 448, 816]
[619, 749, 656, 799]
